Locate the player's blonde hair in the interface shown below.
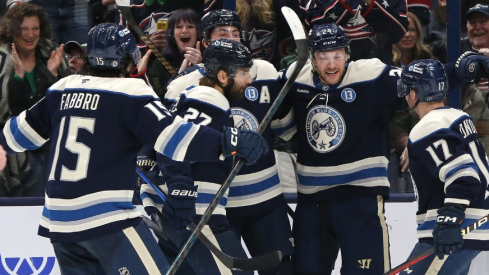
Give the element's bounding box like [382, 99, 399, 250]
[236, 0, 276, 27]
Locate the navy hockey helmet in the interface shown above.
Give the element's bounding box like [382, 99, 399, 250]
[308, 23, 350, 55]
[203, 39, 253, 78]
[87, 23, 140, 69]
[201, 9, 242, 41]
[397, 59, 449, 102]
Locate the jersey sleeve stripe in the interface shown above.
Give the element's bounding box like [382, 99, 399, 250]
[439, 154, 476, 182]
[445, 197, 471, 206]
[271, 108, 297, 141]
[16, 111, 48, 146]
[443, 167, 480, 193]
[154, 116, 200, 161]
[4, 112, 47, 152]
[4, 119, 25, 152]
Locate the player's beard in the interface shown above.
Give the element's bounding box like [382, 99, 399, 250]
[223, 78, 244, 102]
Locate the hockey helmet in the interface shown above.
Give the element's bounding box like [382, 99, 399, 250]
[87, 23, 140, 69]
[397, 59, 448, 102]
[203, 39, 253, 78]
[201, 9, 242, 41]
[308, 23, 350, 55]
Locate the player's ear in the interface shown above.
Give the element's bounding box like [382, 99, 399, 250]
[217, 69, 228, 84]
[202, 39, 209, 48]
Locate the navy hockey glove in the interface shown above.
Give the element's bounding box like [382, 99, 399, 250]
[162, 179, 197, 230]
[221, 126, 269, 165]
[433, 206, 465, 259]
[454, 51, 489, 83]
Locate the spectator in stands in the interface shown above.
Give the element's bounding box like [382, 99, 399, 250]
[29, 0, 93, 45]
[393, 12, 434, 67]
[0, 3, 69, 197]
[204, 0, 304, 70]
[146, 8, 202, 99]
[463, 4, 489, 98]
[305, 0, 408, 65]
[389, 12, 432, 191]
[117, 0, 204, 55]
[64, 41, 86, 74]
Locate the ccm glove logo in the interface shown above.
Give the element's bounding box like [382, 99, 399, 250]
[437, 215, 462, 224]
[230, 128, 238, 146]
[171, 189, 198, 198]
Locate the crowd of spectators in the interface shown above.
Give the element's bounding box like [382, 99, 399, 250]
[0, 0, 488, 200]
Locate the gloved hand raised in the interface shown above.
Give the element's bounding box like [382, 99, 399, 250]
[433, 205, 465, 259]
[454, 51, 489, 83]
[220, 126, 269, 165]
[162, 178, 197, 230]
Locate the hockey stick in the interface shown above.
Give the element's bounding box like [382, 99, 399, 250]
[136, 167, 283, 271]
[115, 0, 178, 77]
[167, 7, 308, 275]
[384, 213, 489, 275]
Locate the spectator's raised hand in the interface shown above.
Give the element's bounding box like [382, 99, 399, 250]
[179, 41, 201, 73]
[149, 29, 166, 51]
[137, 49, 152, 73]
[11, 43, 26, 78]
[184, 41, 201, 66]
[47, 44, 65, 77]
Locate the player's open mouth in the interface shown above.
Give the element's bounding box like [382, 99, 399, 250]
[326, 71, 338, 75]
[181, 37, 191, 43]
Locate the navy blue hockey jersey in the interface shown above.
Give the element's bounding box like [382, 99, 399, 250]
[141, 85, 233, 220]
[162, 60, 285, 216]
[274, 58, 403, 202]
[0, 75, 224, 243]
[408, 107, 489, 250]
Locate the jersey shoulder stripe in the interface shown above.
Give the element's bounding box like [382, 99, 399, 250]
[286, 58, 388, 88]
[410, 108, 469, 143]
[183, 86, 230, 111]
[253, 59, 279, 80]
[48, 75, 159, 99]
[286, 59, 315, 87]
[338, 59, 388, 88]
[166, 68, 204, 100]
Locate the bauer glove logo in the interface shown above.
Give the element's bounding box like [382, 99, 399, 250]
[171, 189, 198, 198]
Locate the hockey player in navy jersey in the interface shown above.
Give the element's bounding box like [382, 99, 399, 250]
[155, 9, 295, 274]
[397, 59, 489, 274]
[0, 24, 268, 275]
[273, 23, 489, 274]
[141, 39, 262, 274]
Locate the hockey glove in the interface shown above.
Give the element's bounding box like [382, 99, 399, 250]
[454, 51, 489, 83]
[433, 205, 465, 259]
[221, 126, 269, 165]
[162, 179, 197, 230]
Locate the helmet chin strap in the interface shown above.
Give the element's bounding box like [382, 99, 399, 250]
[406, 99, 420, 111]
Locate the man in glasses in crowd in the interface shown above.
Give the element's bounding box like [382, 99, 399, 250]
[64, 40, 86, 74]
